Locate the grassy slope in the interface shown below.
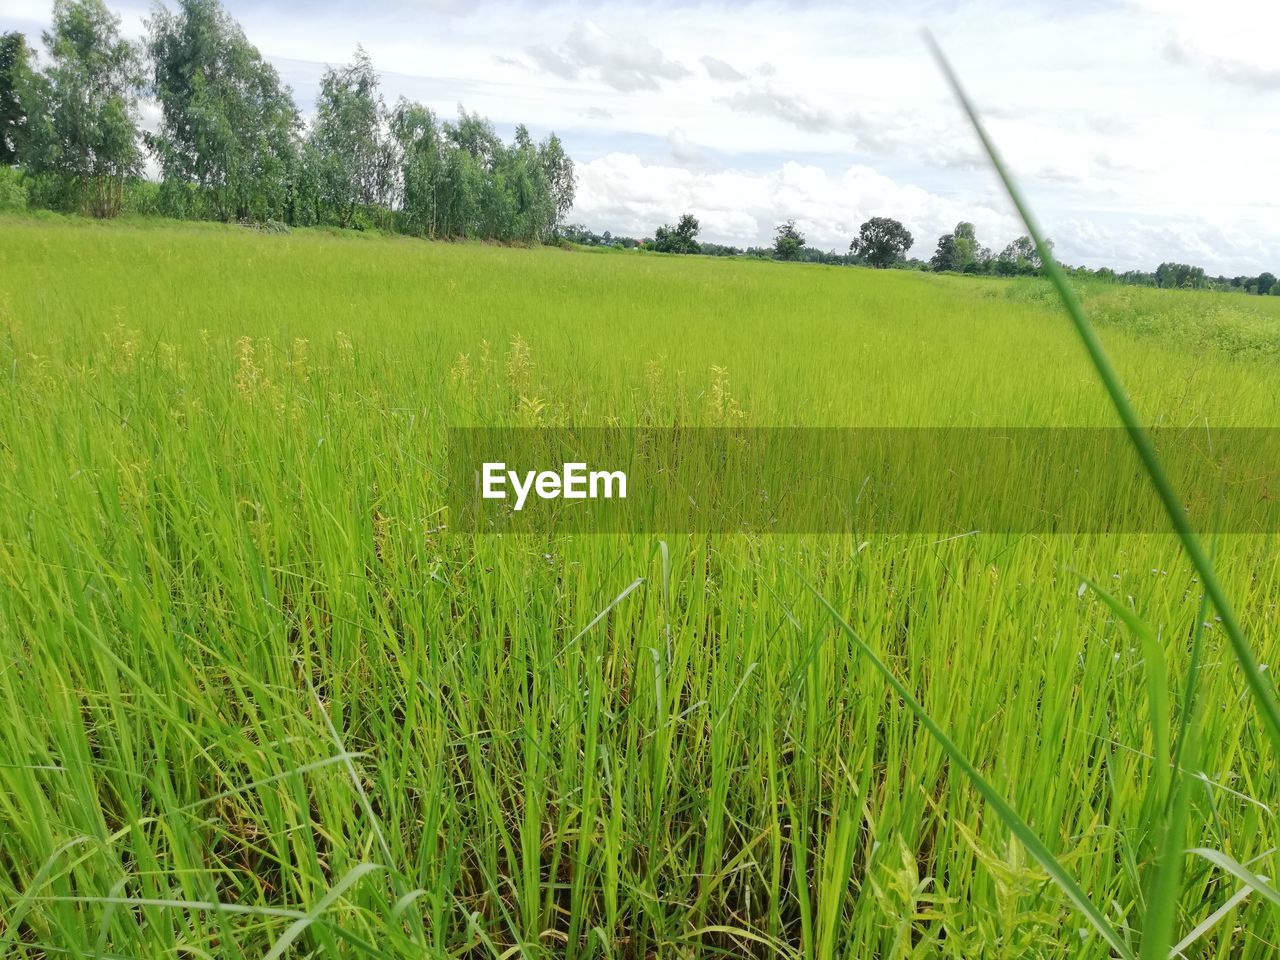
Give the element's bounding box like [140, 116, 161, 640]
[1, 217, 1278, 958]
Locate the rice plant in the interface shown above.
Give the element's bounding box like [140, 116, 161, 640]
[2, 213, 1279, 957]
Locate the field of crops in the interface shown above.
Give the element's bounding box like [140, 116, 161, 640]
[2, 216, 1280, 958]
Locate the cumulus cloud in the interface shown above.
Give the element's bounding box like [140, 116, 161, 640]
[572, 153, 1021, 256]
[572, 152, 1280, 272]
[525, 44, 580, 80]
[1054, 215, 1280, 275]
[721, 85, 980, 167]
[1143, 0, 1280, 93]
[1163, 36, 1280, 92]
[665, 128, 714, 169]
[524, 20, 689, 92]
[722, 86, 838, 133]
[7, 0, 1278, 274]
[699, 55, 747, 82]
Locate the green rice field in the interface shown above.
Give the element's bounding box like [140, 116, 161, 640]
[2, 216, 1280, 958]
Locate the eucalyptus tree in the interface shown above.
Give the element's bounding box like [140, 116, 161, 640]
[0, 31, 30, 166]
[147, 0, 300, 222]
[538, 131, 575, 232]
[18, 0, 141, 217]
[392, 103, 572, 242]
[308, 47, 394, 228]
[391, 99, 444, 237]
[435, 141, 484, 238]
[503, 124, 556, 242]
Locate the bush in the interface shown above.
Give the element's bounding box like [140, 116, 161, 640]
[244, 219, 290, 235]
[0, 167, 28, 212]
[21, 172, 80, 213]
[123, 180, 165, 217]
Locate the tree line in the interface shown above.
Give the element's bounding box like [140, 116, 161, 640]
[568, 214, 1280, 296]
[1, 3, 1274, 293]
[0, 0, 575, 241]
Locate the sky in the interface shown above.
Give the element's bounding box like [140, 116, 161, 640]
[3, 0, 1279, 274]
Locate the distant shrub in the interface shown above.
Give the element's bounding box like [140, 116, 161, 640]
[123, 181, 165, 217]
[21, 173, 80, 213]
[153, 180, 220, 221]
[245, 219, 290, 235]
[1002, 278, 1056, 305]
[0, 167, 27, 212]
[1077, 286, 1280, 363]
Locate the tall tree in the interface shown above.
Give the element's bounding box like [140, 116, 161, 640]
[773, 219, 805, 260]
[1153, 261, 1205, 289]
[147, 0, 300, 222]
[19, 0, 141, 217]
[930, 233, 959, 272]
[308, 47, 392, 228]
[0, 32, 30, 166]
[503, 123, 556, 242]
[851, 217, 913, 268]
[931, 221, 980, 272]
[538, 131, 574, 232]
[952, 221, 976, 266]
[996, 235, 1053, 275]
[391, 99, 444, 237]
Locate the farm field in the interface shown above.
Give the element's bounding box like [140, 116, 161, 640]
[3, 216, 1280, 958]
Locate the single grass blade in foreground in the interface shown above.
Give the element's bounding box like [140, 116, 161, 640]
[925, 31, 1280, 758]
[806, 585, 1133, 959]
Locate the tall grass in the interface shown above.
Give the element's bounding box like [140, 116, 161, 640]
[1, 216, 1279, 957]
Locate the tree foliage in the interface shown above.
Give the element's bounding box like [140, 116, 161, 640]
[995, 235, 1052, 275]
[1153, 261, 1208, 290]
[391, 99, 444, 237]
[16, 0, 142, 218]
[385, 101, 572, 242]
[306, 47, 392, 228]
[6, 0, 1278, 293]
[851, 216, 913, 268]
[0, 31, 30, 166]
[931, 221, 980, 272]
[653, 213, 700, 253]
[930, 234, 959, 272]
[146, 0, 299, 222]
[774, 219, 805, 261]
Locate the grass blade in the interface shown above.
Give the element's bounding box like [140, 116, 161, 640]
[1139, 708, 1196, 960]
[1186, 849, 1280, 909]
[263, 862, 383, 960]
[925, 32, 1280, 755]
[807, 584, 1133, 959]
[1170, 879, 1263, 957]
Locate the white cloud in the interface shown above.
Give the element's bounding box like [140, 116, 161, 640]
[722, 86, 838, 134]
[3, 0, 1276, 273]
[665, 128, 713, 169]
[572, 154, 1021, 256]
[523, 20, 690, 92]
[1163, 36, 1280, 92]
[1141, 0, 1280, 91]
[699, 55, 747, 83]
